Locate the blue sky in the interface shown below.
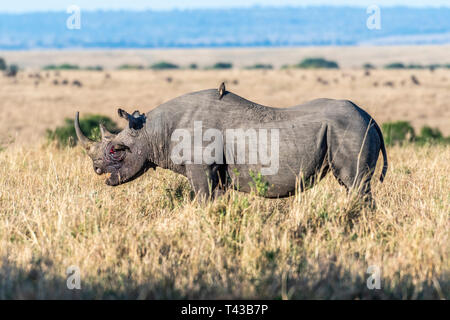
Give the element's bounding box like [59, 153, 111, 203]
[1, 0, 449, 12]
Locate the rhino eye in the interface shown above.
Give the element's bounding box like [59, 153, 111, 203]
[104, 143, 127, 164]
[106, 144, 126, 163]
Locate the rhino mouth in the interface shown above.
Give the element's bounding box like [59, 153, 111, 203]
[105, 171, 121, 186]
[102, 143, 127, 184]
[105, 160, 156, 186]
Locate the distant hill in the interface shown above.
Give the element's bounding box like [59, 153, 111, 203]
[0, 6, 449, 49]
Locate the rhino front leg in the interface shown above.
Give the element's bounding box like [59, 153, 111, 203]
[185, 163, 225, 201]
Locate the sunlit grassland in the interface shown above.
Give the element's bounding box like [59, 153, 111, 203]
[0, 143, 448, 299]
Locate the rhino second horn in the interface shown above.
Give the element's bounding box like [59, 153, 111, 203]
[74, 112, 94, 149]
[99, 123, 115, 140]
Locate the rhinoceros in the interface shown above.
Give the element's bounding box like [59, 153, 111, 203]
[75, 87, 387, 204]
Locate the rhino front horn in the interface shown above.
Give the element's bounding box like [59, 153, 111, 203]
[74, 112, 94, 149]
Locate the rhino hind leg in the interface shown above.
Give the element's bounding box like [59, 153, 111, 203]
[327, 123, 381, 208]
[328, 152, 377, 208]
[331, 167, 375, 209]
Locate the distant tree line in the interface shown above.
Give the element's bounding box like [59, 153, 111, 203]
[37, 57, 345, 71]
[363, 62, 450, 70]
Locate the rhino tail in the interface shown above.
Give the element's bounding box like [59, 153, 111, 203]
[373, 120, 388, 182]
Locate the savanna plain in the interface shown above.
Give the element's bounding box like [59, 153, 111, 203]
[0, 48, 448, 299]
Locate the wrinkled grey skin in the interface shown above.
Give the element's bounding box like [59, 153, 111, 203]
[76, 89, 387, 204]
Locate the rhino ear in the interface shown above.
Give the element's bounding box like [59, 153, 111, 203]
[118, 108, 130, 120]
[117, 108, 146, 130]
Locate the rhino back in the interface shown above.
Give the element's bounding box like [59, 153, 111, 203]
[144, 89, 381, 197]
[147, 90, 371, 129]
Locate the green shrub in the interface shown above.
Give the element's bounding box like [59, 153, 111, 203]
[210, 62, 233, 69]
[245, 63, 273, 70]
[5, 64, 19, 77]
[0, 57, 6, 71]
[382, 121, 450, 146]
[117, 64, 145, 70]
[363, 63, 376, 69]
[383, 63, 448, 70]
[382, 121, 415, 146]
[415, 126, 449, 145]
[384, 62, 405, 69]
[43, 64, 80, 70]
[420, 126, 442, 140]
[295, 57, 339, 69]
[189, 63, 198, 70]
[249, 171, 269, 197]
[407, 64, 426, 69]
[46, 114, 119, 147]
[149, 61, 179, 70]
[85, 65, 104, 71]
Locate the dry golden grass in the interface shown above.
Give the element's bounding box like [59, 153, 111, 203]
[0, 143, 448, 299]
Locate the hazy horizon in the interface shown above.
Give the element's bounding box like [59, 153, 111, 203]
[1, 1, 450, 13]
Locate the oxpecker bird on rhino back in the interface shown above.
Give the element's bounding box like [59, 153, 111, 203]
[75, 88, 387, 205]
